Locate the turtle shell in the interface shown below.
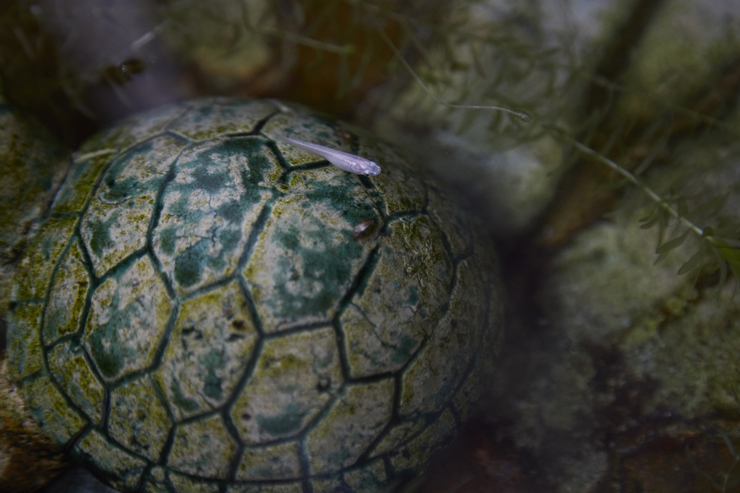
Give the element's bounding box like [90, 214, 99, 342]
[0, 79, 70, 322]
[7, 97, 504, 493]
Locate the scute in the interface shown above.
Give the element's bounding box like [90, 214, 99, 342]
[43, 239, 90, 345]
[168, 98, 277, 141]
[6, 97, 504, 493]
[399, 258, 486, 417]
[83, 255, 173, 382]
[263, 111, 354, 168]
[236, 442, 302, 480]
[153, 140, 277, 295]
[20, 374, 87, 445]
[388, 409, 458, 475]
[306, 379, 395, 474]
[75, 429, 148, 491]
[230, 327, 343, 443]
[168, 414, 238, 478]
[48, 341, 105, 423]
[340, 215, 452, 378]
[81, 136, 186, 276]
[7, 301, 44, 381]
[108, 376, 172, 461]
[11, 217, 77, 302]
[243, 168, 379, 332]
[154, 280, 258, 420]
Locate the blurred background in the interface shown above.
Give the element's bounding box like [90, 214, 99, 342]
[2, 0, 740, 491]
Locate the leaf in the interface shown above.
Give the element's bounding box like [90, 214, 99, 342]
[711, 246, 728, 289]
[678, 248, 706, 275]
[688, 194, 729, 221]
[726, 470, 740, 491]
[729, 257, 740, 287]
[677, 197, 689, 218]
[710, 236, 740, 249]
[657, 208, 669, 246]
[656, 229, 691, 254]
[639, 204, 658, 222]
[721, 431, 738, 458]
[640, 207, 660, 229]
[718, 246, 740, 264]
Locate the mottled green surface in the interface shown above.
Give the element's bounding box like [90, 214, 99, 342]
[0, 97, 70, 319]
[7, 97, 504, 492]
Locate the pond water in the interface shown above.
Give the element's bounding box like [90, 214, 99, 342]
[1, 1, 740, 492]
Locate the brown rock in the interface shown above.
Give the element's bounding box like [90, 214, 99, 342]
[0, 354, 69, 493]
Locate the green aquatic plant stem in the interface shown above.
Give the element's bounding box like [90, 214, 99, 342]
[374, 20, 531, 121]
[565, 137, 706, 238]
[261, 26, 356, 55]
[551, 128, 740, 290]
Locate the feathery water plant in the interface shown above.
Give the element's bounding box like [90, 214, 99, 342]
[1, 0, 739, 291]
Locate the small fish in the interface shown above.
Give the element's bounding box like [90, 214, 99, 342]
[279, 136, 381, 176]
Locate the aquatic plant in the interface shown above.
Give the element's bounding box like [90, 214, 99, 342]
[1, 0, 738, 290]
[687, 432, 740, 492]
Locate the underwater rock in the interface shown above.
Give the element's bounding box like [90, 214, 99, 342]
[0, 358, 69, 493]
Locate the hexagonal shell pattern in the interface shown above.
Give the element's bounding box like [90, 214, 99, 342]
[82, 255, 174, 382]
[6, 97, 504, 493]
[154, 280, 258, 420]
[230, 327, 343, 444]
